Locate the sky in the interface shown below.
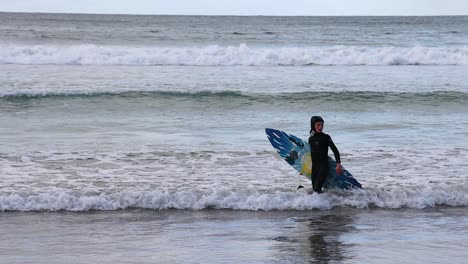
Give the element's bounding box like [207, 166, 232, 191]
[0, 0, 468, 16]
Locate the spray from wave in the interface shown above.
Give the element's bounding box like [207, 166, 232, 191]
[1, 44, 467, 66]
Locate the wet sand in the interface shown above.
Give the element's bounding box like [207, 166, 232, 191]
[1, 207, 467, 264]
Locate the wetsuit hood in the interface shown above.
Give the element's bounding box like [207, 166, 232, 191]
[310, 116, 324, 134]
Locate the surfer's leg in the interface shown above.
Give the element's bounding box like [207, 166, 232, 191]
[313, 166, 328, 193]
[311, 162, 320, 189]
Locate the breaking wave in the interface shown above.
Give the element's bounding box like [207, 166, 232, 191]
[1, 44, 467, 66]
[1, 185, 467, 212]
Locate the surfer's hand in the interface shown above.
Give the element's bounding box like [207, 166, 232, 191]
[336, 163, 343, 175]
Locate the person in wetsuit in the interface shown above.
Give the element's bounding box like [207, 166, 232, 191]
[309, 116, 343, 193]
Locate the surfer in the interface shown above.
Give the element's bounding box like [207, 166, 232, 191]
[309, 116, 343, 193]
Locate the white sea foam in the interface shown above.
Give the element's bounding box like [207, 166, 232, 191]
[1, 184, 467, 212]
[1, 144, 467, 212]
[1, 44, 467, 66]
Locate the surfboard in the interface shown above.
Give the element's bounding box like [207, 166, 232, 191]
[265, 128, 361, 189]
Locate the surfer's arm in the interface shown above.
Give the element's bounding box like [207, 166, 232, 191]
[328, 136, 343, 175]
[328, 136, 341, 163]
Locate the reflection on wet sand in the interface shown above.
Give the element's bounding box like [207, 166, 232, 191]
[305, 214, 354, 263]
[273, 211, 355, 263]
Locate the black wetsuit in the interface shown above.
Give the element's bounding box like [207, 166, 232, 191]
[308, 132, 341, 193]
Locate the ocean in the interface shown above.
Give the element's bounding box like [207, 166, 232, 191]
[0, 12, 467, 263]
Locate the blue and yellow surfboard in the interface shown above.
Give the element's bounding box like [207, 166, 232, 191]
[265, 128, 361, 189]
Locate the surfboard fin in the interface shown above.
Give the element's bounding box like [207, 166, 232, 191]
[297, 185, 304, 189]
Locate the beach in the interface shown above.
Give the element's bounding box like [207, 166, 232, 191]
[1, 13, 467, 263]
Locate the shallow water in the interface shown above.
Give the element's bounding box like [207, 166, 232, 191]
[1, 64, 467, 211]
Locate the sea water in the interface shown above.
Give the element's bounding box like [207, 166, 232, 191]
[0, 13, 467, 263]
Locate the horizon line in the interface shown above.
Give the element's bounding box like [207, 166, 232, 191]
[1, 11, 467, 17]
